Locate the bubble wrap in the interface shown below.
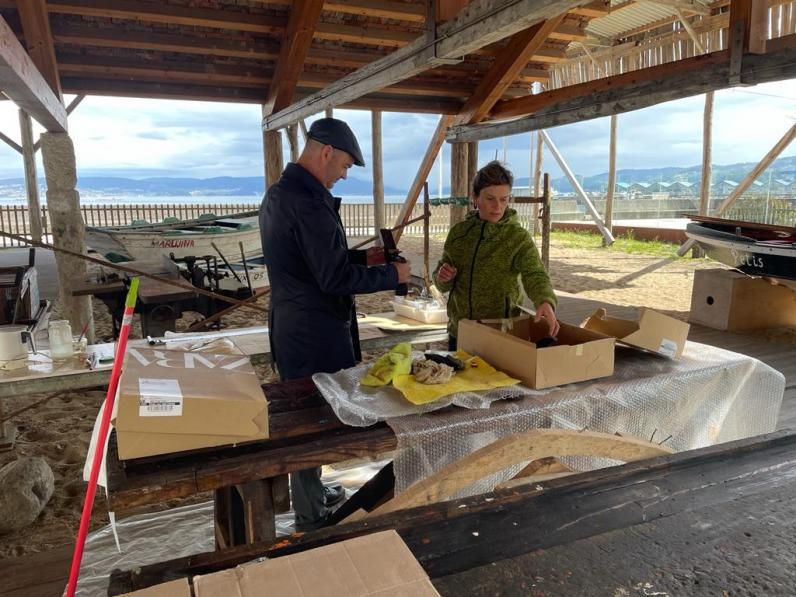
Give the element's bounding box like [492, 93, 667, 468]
[313, 342, 785, 496]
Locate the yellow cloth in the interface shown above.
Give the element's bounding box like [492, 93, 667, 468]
[361, 342, 413, 387]
[392, 351, 520, 405]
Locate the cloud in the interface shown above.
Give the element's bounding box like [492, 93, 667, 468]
[0, 79, 794, 188]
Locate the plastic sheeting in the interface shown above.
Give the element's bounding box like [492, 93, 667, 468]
[314, 342, 785, 494]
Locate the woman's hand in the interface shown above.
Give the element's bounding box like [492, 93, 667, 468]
[437, 263, 458, 284]
[534, 302, 560, 337]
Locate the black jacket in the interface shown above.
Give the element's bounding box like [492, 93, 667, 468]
[260, 163, 398, 379]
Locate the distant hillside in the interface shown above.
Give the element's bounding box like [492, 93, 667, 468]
[0, 174, 404, 198]
[1, 155, 793, 198]
[539, 155, 796, 193]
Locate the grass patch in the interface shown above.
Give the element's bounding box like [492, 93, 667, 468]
[550, 230, 681, 258]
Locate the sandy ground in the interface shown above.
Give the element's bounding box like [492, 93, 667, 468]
[0, 233, 781, 558]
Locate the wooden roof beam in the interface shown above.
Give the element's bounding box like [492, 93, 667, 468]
[263, 0, 593, 130]
[247, 0, 427, 23]
[446, 41, 796, 141]
[16, 0, 62, 99]
[16, 0, 419, 47]
[569, 1, 610, 17]
[263, 0, 325, 115]
[455, 14, 566, 125]
[0, 14, 66, 131]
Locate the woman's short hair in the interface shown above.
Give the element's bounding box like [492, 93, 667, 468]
[472, 160, 513, 197]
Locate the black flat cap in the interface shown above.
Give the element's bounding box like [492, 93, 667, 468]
[307, 117, 365, 167]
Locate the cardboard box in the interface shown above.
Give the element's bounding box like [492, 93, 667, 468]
[458, 316, 615, 389]
[193, 530, 439, 597]
[690, 268, 796, 331]
[582, 307, 690, 359]
[114, 346, 269, 460]
[120, 578, 192, 597]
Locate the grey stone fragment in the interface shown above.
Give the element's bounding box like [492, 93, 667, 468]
[0, 457, 55, 534]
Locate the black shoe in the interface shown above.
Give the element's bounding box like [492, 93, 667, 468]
[323, 483, 345, 507]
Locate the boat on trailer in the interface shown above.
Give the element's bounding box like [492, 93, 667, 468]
[85, 211, 262, 263]
[685, 215, 796, 281]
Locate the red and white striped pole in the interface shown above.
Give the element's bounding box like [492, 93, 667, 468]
[66, 278, 139, 597]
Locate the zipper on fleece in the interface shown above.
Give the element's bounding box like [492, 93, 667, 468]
[468, 222, 486, 320]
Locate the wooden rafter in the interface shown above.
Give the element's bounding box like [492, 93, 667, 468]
[16, 0, 62, 98]
[263, 0, 324, 115]
[446, 41, 796, 141]
[247, 0, 427, 23]
[264, 0, 591, 130]
[455, 14, 566, 125]
[0, 15, 67, 132]
[6, 0, 421, 47]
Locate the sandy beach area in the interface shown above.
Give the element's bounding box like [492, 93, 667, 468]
[0, 232, 771, 558]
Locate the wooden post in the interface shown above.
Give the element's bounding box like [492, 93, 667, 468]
[678, 123, 796, 255]
[286, 124, 300, 163]
[467, 141, 478, 189]
[450, 142, 469, 226]
[371, 110, 385, 243]
[603, 114, 617, 246]
[699, 91, 714, 217]
[541, 173, 551, 270]
[533, 131, 543, 235]
[393, 115, 454, 243]
[325, 107, 333, 118]
[19, 109, 42, 242]
[263, 129, 284, 190]
[39, 132, 94, 342]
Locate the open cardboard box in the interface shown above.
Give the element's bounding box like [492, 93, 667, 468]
[581, 307, 689, 359]
[458, 316, 615, 389]
[113, 346, 269, 460]
[122, 531, 439, 597]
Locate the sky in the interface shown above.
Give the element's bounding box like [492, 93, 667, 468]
[0, 78, 794, 192]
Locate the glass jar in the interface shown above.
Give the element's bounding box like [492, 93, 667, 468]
[48, 320, 74, 359]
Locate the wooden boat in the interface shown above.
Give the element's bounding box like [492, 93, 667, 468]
[86, 211, 262, 263]
[686, 215, 796, 281]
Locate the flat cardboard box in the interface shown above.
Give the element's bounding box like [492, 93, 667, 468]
[582, 307, 690, 359]
[193, 530, 439, 597]
[120, 578, 192, 597]
[690, 268, 796, 331]
[458, 316, 615, 389]
[113, 346, 269, 460]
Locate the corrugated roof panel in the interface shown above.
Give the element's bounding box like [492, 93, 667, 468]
[587, 3, 678, 40]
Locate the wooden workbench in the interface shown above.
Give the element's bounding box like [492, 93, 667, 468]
[107, 429, 796, 595]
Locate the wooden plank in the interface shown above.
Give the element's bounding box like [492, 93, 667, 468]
[249, 0, 427, 22]
[0, 15, 67, 132]
[446, 47, 796, 141]
[456, 14, 566, 124]
[106, 425, 397, 512]
[264, 0, 590, 129]
[16, 0, 62, 98]
[107, 430, 796, 594]
[263, 0, 324, 115]
[0, 544, 72, 596]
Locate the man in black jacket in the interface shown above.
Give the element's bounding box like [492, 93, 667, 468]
[260, 118, 411, 531]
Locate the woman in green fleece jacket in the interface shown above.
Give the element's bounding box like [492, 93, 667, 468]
[433, 161, 558, 350]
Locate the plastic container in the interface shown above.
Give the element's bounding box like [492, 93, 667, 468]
[48, 319, 74, 359]
[391, 298, 448, 324]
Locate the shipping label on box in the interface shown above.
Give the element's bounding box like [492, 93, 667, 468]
[458, 316, 615, 389]
[582, 307, 690, 359]
[113, 347, 269, 460]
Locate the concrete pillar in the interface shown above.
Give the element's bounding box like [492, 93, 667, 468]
[40, 132, 94, 341]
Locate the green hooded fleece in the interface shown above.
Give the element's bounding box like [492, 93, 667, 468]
[433, 208, 557, 338]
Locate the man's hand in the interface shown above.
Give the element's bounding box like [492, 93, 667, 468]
[394, 260, 411, 283]
[534, 302, 560, 337]
[437, 262, 458, 284]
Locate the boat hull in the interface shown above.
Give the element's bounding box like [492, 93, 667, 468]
[686, 223, 796, 281]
